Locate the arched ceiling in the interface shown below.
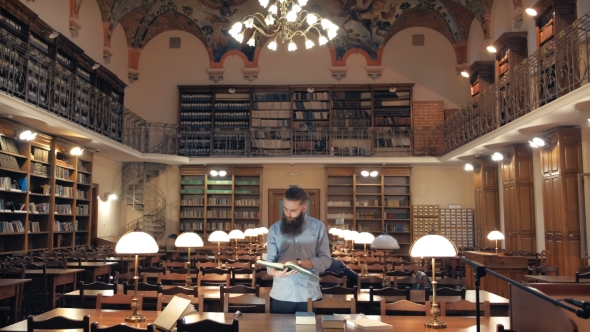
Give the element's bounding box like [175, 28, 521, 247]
[93, 0, 494, 71]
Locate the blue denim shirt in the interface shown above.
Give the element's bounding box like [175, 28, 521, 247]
[266, 215, 331, 302]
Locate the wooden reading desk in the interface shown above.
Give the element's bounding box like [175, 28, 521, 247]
[66, 262, 118, 282]
[525, 275, 590, 283]
[0, 308, 511, 332]
[0, 279, 31, 323]
[24, 268, 84, 310]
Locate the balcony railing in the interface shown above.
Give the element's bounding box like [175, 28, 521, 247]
[440, 13, 590, 154]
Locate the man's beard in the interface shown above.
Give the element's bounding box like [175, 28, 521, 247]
[280, 212, 305, 236]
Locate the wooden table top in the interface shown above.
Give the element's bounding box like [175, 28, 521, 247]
[525, 275, 590, 283]
[64, 286, 508, 305]
[106, 257, 146, 262]
[66, 262, 118, 268]
[0, 279, 31, 286]
[109, 253, 166, 257]
[0, 308, 510, 332]
[24, 268, 85, 276]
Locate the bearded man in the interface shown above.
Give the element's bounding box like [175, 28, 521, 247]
[266, 186, 331, 314]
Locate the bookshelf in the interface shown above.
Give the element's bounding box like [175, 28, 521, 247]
[213, 90, 250, 156]
[494, 32, 528, 79]
[292, 87, 330, 130]
[178, 87, 213, 157]
[533, 0, 576, 49]
[179, 166, 262, 238]
[325, 166, 412, 256]
[468, 61, 495, 98]
[251, 88, 292, 156]
[0, 119, 94, 255]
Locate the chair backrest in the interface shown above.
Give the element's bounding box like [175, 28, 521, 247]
[226, 262, 251, 269]
[157, 272, 189, 285]
[27, 315, 90, 332]
[436, 277, 466, 290]
[220, 285, 259, 298]
[0, 266, 25, 279]
[198, 272, 230, 287]
[222, 293, 269, 313]
[115, 271, 145, 284]
[138, 266, 166, 274]
[91, 322, 155, 332]
[393, 276, 426, 289]
[320, 274, 347, 287]
[385, 270, 412, 277]
[358, 276, 384, 290]
[176, 318, 239, 332]
[369, 286, 411, 306]
[440, 299, 490, 318]
[236, 254, 257, 262]
[161, 261, 188, 270]
[123, 282, 162, 295]
[161, 286, 198, 296]
[321, 285, 357, 300]
[96, 293, 143, 310]
[196, 261, 218, 270]
[307, 297, 356, 314]
[365, 263, 386, 272]
[539, 250, 551, 267]
[231, 267, 255, 287]
[400, 264, 426, 272]
[579, 266, 590, 274]
[533, 266, 559, 276]
[45, 259, 67, 269]
[380, 299, 431, 316]
[576, 271, 590, 282]
[156, 293, 204, 312]
[425, 287, 466, 301]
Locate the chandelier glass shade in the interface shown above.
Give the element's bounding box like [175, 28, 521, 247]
[228, 0, 338, 51]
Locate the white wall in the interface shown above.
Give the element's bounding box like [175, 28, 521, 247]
[93, 155, 122, 238]
[467, 19, 485, 64]
[411, 166, 474, 208]
[490, 0, 513, 42]
[532, 148, 545, 252]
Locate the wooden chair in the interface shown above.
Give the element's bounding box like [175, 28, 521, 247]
[157, 272, 189, 286]
[156, 293, 204, 312]
[539, 250, 551, 267]
[425, 287, 466, 301]
[532, 266, 559, 276]
[321, 285, 357, 301]
[79, 281, 118, 308]
[575, 271, 590, 283]
[196, 261, 218, 270]
[320, 274, 347, 287]
[0, 265, 25, 279]
[365, 263, 386, 272]
[440, 299, 490, 318]
[380, 299, 431, 316]
[236, 254, 257, 263]
[393, 276, 427, 289]
[22, 263, 48, 313]
[91, 322, 154, 332]
[369, 286, 410, 314]
[114, 271, 145, 284]
[198, 270, 231, 287]
[231, 267, 255, 287]
[226, 262, 251, 269]
[385, 270, 412, 277]
[436, 277, 466, 290]
[27, 314, 90, 332]
[96, 293, 143, 310]
[222, 293, 269, 313]
[138, 266, 165, 275]
[176, 318, 239, 332]
[220, 285, 264, 313]
[358, 276, 385, 290]
[400, 264, 427, 272]
[123, 282, 162, 295]
[161, 260, 188, 271]
[307, 297, 356, 314]
[160, 286, 198, 296]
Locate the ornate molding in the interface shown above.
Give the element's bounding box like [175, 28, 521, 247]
[208, 68, 225, 83]
[502, 146, 515, 163]
[69, 17, 82, 38]
[366, 66, 383, 80]
[103, 47, 113, 64]
[542, 133, 558, 151]
[330, 66, 348, 81]
[128, 69, 140, 84]
[472, 159, 482, 174]
[242, 68, 259, 82]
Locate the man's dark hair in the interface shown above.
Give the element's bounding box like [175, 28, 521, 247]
[284, 186, 309, 204]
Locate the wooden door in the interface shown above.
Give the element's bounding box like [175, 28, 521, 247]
[268, 189, 320, 229]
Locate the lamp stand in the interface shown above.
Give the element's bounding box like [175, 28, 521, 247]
[125, 254, 145, 323]
[495, 239, 498, 254]
[361, 243, 369, 277]
[217, 242, 222, 268]
[425, 257, 446, 329]
[235, 239, 239, 261]
[185, 247, 192, 288]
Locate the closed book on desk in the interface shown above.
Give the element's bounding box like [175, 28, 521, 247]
[153, 296, 193, 332]
[346, 319, 392, 330]
[322, 316, 345, 329]
[295, 311, 316, 325]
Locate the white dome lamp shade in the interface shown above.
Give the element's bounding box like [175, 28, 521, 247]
[344, 230, 359, 252]
[175, 231, 203, 287]
[487, 230, 505, 254]
[410, 234, 458, 329]
[371, 233, 400, 287]
[228, 229, 245, 260]
[354, 232, 375, 276]
[208, 230, 230, 267]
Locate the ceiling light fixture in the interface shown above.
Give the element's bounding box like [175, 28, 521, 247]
[491, 152, 504, 161]
[70, 147, 84, 156]
[464, 163, 474, 171]
[369, 171, 378, 177]
[229, 0, 337, 51]
[360, 170, 369, 177]
[210, 170, 219, 177]
[219, 170, 227, 177]
[529, 137, 546, 148]
[460, 71, 469, 78]
[487, 45, 497, 53]
[525, 8, 537, 16]
[17, 130, 37, 141]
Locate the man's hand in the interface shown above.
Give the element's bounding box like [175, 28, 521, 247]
[271, 260, 299, 278]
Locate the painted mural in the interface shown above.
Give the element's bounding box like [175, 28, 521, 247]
[94, 0, 492, 67]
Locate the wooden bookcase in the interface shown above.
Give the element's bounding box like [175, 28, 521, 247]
[533, 0, 576, 48]
[468, 61, 495, 98]
[325, 166, 412, 256]
[493, 32, 528, 79]
[250, 87, 291, 156]
[0, 119, 93, 255]
[212, 88, 250, 156]
[179, 166, 262, 238]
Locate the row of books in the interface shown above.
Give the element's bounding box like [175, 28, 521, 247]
[374, 91, 410, 98]
[180, 222, 204, 230]
[214, 121, 249, 129]
[77, 189, 87, 199]
[327, 201, 352, 207]
[214, 102, 249, 111]
[293, 92, 329, 100]
[76, 205, 89, 215]
[29, 203, 50, 213]
[252, 140, 291, 149]
[31, 162, 49, 177]
[333, 109, 371, 118]
[55, 159, 73, 168]
[207, 222, 231, 231]
[208, 198, 231, 205]
[180, 94, 212, 102]
[332, 91, 371, 100]
[0, 154, 20, 170]
[32, 147, 49, 162]
[235, 199, 259, 206]
[55, 166, 71, 179]
[374, 116, 410, 125]
[385, 212, 409, 219]
[180, 112, 213, 120]
[293, 101, 329, 110]
[252, 93, 290, 101]
[56, 204, 72, 214]
[0, 199, 25, 211]
[215, 112, 249, 120]
[251, 102, 291, 109]
[180, 211, 204, 218]
[180, 103, 213, 111]
[207, 210, 232, 218]
[0, 136, 19, 154]
[77, 173, 90, 184]
[0, 220, 24, 233]
[54, 221, 76, 231]
[0, 177, 21, 191]
[332, 100, 371, 108]
[385, 224, 410, 232]
[252, 110, 291, 118]
[234, 211, 259, 218]
[294, 111, 329, 120]
[180, 121, 213, 128]
[30, 221, 41, 232]
[327, 213, 353, 219]
[332, 119, 371, 127]
[77, 160, 88, 172]
[55, 185, 74, 197]
[251, 119, 290, 127]
[181, 199, 205, 206]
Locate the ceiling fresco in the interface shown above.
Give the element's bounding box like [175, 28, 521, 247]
[88, 0, 497, 81]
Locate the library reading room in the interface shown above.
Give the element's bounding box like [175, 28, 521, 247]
[0, 0, 589, 331]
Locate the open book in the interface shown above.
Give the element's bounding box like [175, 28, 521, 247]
[256, 260, 319, 280]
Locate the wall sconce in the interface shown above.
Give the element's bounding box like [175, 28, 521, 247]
[16, 130, 37, 141]
[464, 163, 474, 171]
[92, 63, 100, 70]
[460, 71, 469, 78]
[491, 152, 504, 161]
[360, 170, 379, 177]
[228, 88, 236, 94]
[70, 147, 84, 156]
[525, 8, 537, 16]
[98, 192, 117, 202]
[307, 87, 315, 93]
[49, 31, 59, 39]
[486, 45, 497, 53]
[529, 137, 545, 148]
[209, 170, 227, 177]
[389, 87, 397, 93]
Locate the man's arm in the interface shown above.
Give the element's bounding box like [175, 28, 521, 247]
[307, 222, 332, 273]
[266, 225, 296, 278]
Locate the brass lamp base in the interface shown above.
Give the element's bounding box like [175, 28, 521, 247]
[125, 312, 146, 323]
[424, 318, 447, 329]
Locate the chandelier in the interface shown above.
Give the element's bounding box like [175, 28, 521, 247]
[228, 0, 338, 51]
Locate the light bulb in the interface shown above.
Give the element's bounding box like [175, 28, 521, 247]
[321, 18, 332, 30]
[298, 0, 308, 6]
[268, 40, 277, 50]
[231, 22, 243, 33]
[219, 170, 227, 176]
[491, 152, 504, 161]
[370, 171, 378, 177]
[70, 147, 84, 156]
[288, 41, 297, 51]
[292, 4, 301, 13]
[525, 8, 537, 16]
[306, 14, 318, 25]
[328, 23, 338, 32]
[247, 36, 255, 47]
[461, 71, 469, 78]
[108, 193, 118, 201]
[210, 170, 219, 176]
[268, 5, 277, 15]
[361, 170, 369, 177]
[318, 36, 328, 45]
[487, 45, 497, 53]
[305, 39, 314, 49]
[327, 29, 337, 40]
[260, 0, 269, 7]
[265, 14, 275, 25]
[529, 137, 546, 148]
[464, 163, 474, 171]
[235, 33, 244, 43]
[244, 18, 254, 29]
[286, 11, 297, 22]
